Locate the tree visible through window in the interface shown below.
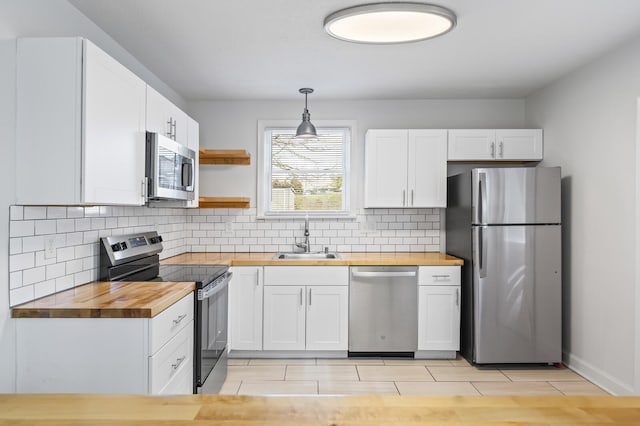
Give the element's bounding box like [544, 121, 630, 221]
[265, 127, 349, 214]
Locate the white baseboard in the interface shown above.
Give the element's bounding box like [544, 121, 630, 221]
[564, 351, 634, 395]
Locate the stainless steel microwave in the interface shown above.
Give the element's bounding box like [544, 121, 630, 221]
[145, 132, 196, 201]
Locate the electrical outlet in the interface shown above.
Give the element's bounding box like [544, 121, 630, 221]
[44, 236, 56, 259]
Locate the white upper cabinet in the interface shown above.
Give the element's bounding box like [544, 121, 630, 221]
[146, 85, 188, 146]
[16, 38, 147, 205]
[448, 129, 543, 161]
[365, 129, 447, 208]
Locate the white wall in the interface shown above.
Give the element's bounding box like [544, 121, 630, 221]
[526, 34, 640, 395]
[0, 40, 17, 392]
[189, 99, 527, 205]
[0, 0, 188, 392]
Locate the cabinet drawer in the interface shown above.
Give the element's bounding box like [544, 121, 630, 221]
[149, 320, 193, 394]
[150, 292, 194, 354]
[418, 266, 460, 286]
[158, 366, 193, 395]
[264, 266, 349, 286]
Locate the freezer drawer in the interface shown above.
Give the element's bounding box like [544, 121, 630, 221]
[472, 224, 561, 363]
[349, 266, 418, 352]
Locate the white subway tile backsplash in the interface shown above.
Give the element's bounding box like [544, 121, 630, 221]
[24, 206, 47, 220]
[66, 232, 83, 246]
[56, 219, 75, 233]
[23, 266, 46, 285]
[10, 220, 34, 237]
[35, 280, 56, 298]
[66, 259, 83, 274]
[66, 206, 85, 218]
[10, 205, 24, 220]
[10, 203, 441, 306]
[10, 271, 22, 289]
[46, 263, 66, 280]
[35, 220, 57, 235]
[47, 207, 67, 219]
[57, 246, 75, 262]
[55, 275, 74, 292]
[9, 238, 22, 255]
[75, 218, 91, 231]
[10, 286, 34, 306]
[22, 235, 44, 253]
[10, 253, 35, 272]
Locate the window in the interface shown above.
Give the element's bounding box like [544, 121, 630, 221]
[258, 121, 353, 217]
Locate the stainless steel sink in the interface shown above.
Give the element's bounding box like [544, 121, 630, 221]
[273, 252, 340, 260]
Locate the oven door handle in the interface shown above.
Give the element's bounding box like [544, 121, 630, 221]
[199, 272, 232, 300]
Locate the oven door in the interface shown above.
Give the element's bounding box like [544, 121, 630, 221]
[195, 272, 230, 392]
[146, 132, 195, 201]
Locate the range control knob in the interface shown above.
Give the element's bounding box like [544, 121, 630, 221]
[111, 243, 123, 252]
[150, 235, 163, 244]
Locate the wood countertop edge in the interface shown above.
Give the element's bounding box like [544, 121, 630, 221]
[163, 252, 464, 266]
[0, 394, 638, 424]
[11, 282, 195, 319]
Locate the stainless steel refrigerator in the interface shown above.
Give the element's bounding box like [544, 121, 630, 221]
[446, 167, 561, 364]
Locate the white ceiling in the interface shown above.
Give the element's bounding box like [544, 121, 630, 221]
[68, 0, 640, 101]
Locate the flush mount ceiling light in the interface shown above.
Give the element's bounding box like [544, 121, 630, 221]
[323, 2, 456, 44]
[295, 88, 317, 139]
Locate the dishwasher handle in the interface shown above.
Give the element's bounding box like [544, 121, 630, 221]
[351, 271, 417, 278]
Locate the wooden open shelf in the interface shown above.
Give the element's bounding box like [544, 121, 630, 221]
[200, 149, 251, 165]
[198, 197, 250, 209]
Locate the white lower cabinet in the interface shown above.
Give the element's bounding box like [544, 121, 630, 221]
[262, 266, 349, 352]
[416, 266, 461, 358]
[228, 267, 263, 351]
[16, 293, 194, 394]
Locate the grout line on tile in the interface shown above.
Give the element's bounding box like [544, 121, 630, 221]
[423, 365, 436, 382]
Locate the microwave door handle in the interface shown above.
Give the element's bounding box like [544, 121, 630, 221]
[182, 161, 193, 188]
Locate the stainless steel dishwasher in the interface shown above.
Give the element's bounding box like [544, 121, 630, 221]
[349, 266, 418, 354]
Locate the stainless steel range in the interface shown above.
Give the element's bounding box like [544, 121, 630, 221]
[99, 231, 230, 394]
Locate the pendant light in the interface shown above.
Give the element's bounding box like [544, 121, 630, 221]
[295, 88, 317, 139]
[324, 2, 456, 44]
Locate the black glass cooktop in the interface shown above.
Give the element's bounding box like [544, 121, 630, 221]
[157, 264, 228, 287]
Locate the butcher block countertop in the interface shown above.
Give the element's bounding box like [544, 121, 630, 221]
[11, 252, 461, 319]
[11, 281, 195, 319]
[162, 251, 464, 266]
[1, 394, 638, 425]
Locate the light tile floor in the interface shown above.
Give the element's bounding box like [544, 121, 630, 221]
[219, 356, 609, 396]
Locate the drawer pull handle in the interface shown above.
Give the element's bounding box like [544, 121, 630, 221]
[431, 275, 451, 279]
[173, 314, 187, 325]
[171, 356, 186, 370]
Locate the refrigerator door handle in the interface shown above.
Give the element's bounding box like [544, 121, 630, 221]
[478, 226, 487, 278]
[478, 172, 486, 224]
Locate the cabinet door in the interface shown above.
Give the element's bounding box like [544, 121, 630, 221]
[418, 286, 460, 351]
[229, 267, 263, 351]
[263, 286, 305, 351]
[447, 130, 496, 160]
[496, 129, 543, 160]
[364, 130, 408, 207]
[305, 286, 348, 351]
[186, 116, 200, 208]
[408, 130, 447, 208]
[146, 86, 188, 145]
[82, 40, 147, 205]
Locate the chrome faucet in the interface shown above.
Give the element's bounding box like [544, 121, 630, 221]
[295, 215, 311, 253]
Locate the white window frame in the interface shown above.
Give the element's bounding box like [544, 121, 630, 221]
[257, 120, 356, 219]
